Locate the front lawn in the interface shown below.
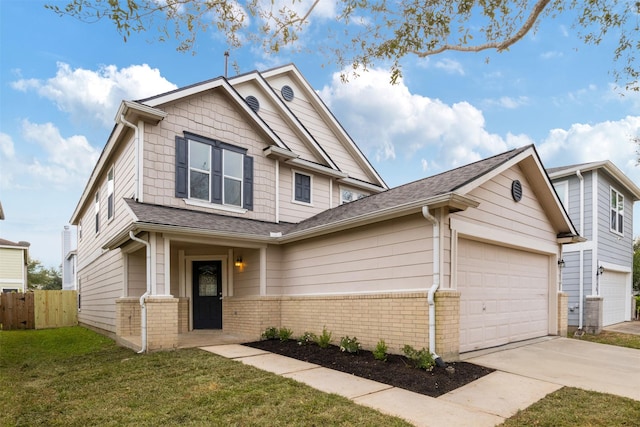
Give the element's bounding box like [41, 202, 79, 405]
[0, 327, 411, 426]
[571, 330, 640, 350]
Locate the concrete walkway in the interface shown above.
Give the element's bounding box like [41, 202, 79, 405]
[200, 344, 561, 427]
[605, 320, 640, 336]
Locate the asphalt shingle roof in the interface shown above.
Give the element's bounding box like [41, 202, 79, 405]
[125, 145, 532, 239]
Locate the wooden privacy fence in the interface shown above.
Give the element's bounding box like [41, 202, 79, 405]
[0, 290, 78, 330]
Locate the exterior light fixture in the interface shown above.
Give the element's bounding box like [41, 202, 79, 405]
[597, 265, 604, 275]
[558, 259, 565, 269]
[235, 256, 243, 267]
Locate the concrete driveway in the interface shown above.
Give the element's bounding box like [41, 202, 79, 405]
[466, 337, 640, 401]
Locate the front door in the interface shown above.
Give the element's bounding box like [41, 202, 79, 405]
[192, 260, 223, 329]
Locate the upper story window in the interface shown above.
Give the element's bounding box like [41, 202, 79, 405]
[610, 187, 624, 235]
[107, 167, 114, 220]
[553, 181, 568, 209]
[175, 133, 253, 211]
[94, 192, 100, 234]
[293, 171, 312, 204]
[341, 188, 368, 204]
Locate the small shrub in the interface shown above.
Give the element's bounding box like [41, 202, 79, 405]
[278, 327, 293, 341]
[373, 339, 388, 361]
[339, 336, 361, 354]
[261, 326, 278, 340]
[315, 326, 333, 349]
[402, 344, 435, 371]
[297, 331, 317, 346]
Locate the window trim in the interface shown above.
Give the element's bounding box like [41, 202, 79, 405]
[292, 170, 312, 205]
[107, 166, 115, 222]
[610, 187, 624, 236]
[94, 192, 100, 235]
[553, 180, 569, 210]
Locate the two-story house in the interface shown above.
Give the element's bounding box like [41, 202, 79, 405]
[549, 162, 640, 332]
[71, 64, 580, 358]
[0, 238, 30, 293]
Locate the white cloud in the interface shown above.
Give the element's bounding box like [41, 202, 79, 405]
[417, 57, 465, 75]
[0, 121, 100, 191]
[319, 68, 518, 167]
[540, 51, 563, 60]
[11, 62, 177, 128]
[483, 96, 529, 109]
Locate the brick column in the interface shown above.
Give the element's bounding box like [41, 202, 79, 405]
[116, 297, 141, 337]
[435, 289, 461, 361]
[585, 296, 603, 335]
[146, 297, 179, 350]
[557, 292, 568, 337]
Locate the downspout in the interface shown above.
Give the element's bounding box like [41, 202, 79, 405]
[129, 231, 150, 353]
[120, 115, 140, 201]
[422, 206, 445, 367]
[577, 170, 584, 330]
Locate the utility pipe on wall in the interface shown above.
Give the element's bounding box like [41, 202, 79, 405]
[129, 231, 150, 353]
[576, 170, 584, 330]
[422, 206, 444, 367]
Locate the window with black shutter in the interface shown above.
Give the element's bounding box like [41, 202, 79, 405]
[294, 172, 311, 204]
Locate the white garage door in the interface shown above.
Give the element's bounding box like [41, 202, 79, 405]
[458, 239, 550, 353]
[600, 271, 628, 326]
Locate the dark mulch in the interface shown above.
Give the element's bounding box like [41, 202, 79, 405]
[246, 339, 494, 398]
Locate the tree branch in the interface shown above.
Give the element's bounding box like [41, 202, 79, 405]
[410, 0, 551, 57]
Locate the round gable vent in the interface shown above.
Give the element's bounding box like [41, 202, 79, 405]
[511, 180, 523, 202]
[245, 95, 260, 113]
[281, 85, 295, 102]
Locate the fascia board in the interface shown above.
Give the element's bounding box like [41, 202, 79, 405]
[280, 193, 479, 244]
[115, 100, 167, 123]
[262, 64, 388, 189]
[337, 177, 387, 193]
[285, 158, 348, 178]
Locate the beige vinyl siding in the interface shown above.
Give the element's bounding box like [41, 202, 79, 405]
[232, 82, 321, 163]
[279, 165, 332, 223]
[455, 165, 557, 243]
[141, 90, 277, 222]
[232, 248, 261, 297]
[0, 248, 24, 281]
[280, 214, 432, 295]
[127, 248, 146, 297]
[265, 75, 374, 184]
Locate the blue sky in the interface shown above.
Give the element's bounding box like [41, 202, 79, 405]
[1, 1, 639, 268]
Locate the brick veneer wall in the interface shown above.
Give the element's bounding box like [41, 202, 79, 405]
[557, 292, 568, 337]
[115, 297, 141, 337]
[223, 292, 467, 358]
[145, 297, 179, 350]
[178, 297, 189, 333]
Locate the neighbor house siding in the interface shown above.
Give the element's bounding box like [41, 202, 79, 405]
[562, 251, 580, 325]
[596, 172, 634, 266]
[141, 91, 277, 222]
[279, 214, 432, 295]
[0, 248, 23, 281]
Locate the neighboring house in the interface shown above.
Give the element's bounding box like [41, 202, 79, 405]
[61, 226, 78, 291]
[70, 64, 579, 358]
[549, 162, 640, 330]
[0, 238, 30, 293]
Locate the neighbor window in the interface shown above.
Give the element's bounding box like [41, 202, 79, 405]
[553, 181, 568, 210]
[94, 192, 100, 234]
[341, 188, 368, 204]
[107, 167, 114, 220]
[293, 171, 311, 204]
[610, 188, 624, 235]
[175, 133, 253, 210]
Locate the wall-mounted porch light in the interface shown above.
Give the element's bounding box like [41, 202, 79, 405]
[234, 256, 243, 268]
[558, 259, 565, 269]
[597, 265, 604, 275]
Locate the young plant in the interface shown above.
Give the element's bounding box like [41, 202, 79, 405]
[297, 331, 317, 346]
[339, 336, 361, 354]
[373, 339, 388, 361]
[278, 327, 293, 341]
[261, 326, 278, 340]
[402, 344, 435, 371]
[315, 326, 333, 349]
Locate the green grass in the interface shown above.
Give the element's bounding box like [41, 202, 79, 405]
[501, 387, 640, 426]
[571, 330, 640, 350]
[0, 327, 411, 427]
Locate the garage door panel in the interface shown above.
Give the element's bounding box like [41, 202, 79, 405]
[459, 239, 550, 353]
[601, 271, 628, 326]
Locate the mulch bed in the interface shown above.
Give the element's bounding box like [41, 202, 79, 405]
[246, 339, 494, 398]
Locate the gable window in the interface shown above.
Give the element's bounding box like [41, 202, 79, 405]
[553, 181, 568, 209]
[94, 192, 100, 234]
[175, 133, 253, 211]
[107, 167, 114, 220]
[610, 188, 624, 235]
[341, 188, 368, 204]
[293, 171, 311, 204]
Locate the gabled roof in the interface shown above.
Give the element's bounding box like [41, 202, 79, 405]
[0, 238, 30, 248]
[547, 160, 640, 201]
[107, 145, 579, 248]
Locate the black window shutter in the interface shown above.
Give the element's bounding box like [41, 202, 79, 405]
[295, 173, 310, 203]
[175, 136, 187, 198]
[243, 155, 254, 210]
[211, 146, 223, 204]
